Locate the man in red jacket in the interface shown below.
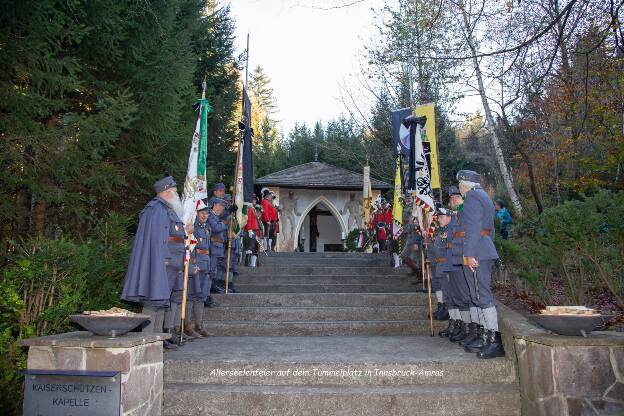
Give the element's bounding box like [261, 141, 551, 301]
[260, 188, 278, 252]
[243, 194, 261, 267]
[371, 198, 390, 252]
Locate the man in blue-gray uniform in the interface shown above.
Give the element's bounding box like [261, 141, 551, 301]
[457, 170, 504, 358]
[208, 198, 229, 294]
[121, 175, 185, 350]
[428, 214, 449, 321]
[446, 186, 475, 343]
[209, 183, 226, 205]
[183, 200, 212, 338]
[223, 193, 240, 293]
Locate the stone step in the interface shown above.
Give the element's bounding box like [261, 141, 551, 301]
[265, 252, 387, 259]
[164, 336, 516, 387]
[211, 293, 430, 307]
[203, 305, 428, 321]
[242, 266, 407, 276]
[235, 274, 409, 285]
[201, 320, 446, 336]
[235, 283, 419, 293]
[163, 383, 521, 416]
[259, 258, 389, 266]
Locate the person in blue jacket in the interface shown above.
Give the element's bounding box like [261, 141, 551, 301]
[495, 200, 513, 240]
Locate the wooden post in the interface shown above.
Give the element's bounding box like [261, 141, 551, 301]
[425, 252, 435, 337]
[179, 247, 190, 344]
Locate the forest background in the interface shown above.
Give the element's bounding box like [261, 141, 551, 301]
[0, 1, 622, 413]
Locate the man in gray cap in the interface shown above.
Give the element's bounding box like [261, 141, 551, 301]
[208, 198, 229, 294]
[428, 208, 452, 321]
[121, 174, 186, 350]
[446, 186, 474, 343]
[222, 193, 240, 293]
[456, 170, 504, 358]
[209, 183, 226, 205]
[184, 200, 212, 338]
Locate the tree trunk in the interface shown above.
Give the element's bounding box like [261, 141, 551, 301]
[459, 4, 524, 217]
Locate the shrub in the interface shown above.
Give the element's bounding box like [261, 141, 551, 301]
[0, 213, 133, 415]
[498, 190, 624, 310]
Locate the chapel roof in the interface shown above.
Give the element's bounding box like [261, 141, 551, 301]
[255, 162, 391, 190]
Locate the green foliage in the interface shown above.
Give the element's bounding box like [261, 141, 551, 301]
[499, 190, 624, 309]
[0, 0, 240, 239]
[0, 214, 134, 415]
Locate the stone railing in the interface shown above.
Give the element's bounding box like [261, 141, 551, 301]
[20, 331, 168, 416]
[497, 302, 624, 416]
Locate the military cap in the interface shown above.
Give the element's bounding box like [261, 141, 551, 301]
[456, 170, 481, 183]
[154, 175, 176, 194]
[211, 198, 227, 207]
[213, 183, 226, 191]
[437, 207, 453, 217]
[448, 186, 461, 197]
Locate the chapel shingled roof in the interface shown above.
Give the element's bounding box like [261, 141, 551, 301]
[255, 162, 391, 190]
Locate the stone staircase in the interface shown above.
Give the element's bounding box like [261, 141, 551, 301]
[163, 252, 520, 416]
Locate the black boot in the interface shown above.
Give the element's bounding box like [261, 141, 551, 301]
[227, 282, 239, 293]
[464, 325, 486, 353]
[212, 280, 226, 294]
[438, 319, 455, 337]
[435, 303, 449, 321]
[477, 331, 505, 359]
[204, 296, 218, 308]
[163, 339, 178, 351]
[432, 302, 443, 319]
[166, 328, 183, 346]
[458, 322, 478, 346]
[449, 321, 468, 343]
[448, 319, 463, 338]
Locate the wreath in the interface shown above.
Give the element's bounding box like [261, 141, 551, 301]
[345, 228, 373, 252]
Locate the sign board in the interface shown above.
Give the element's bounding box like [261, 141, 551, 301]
[23, 370, 121, 416]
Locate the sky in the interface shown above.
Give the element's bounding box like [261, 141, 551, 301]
[228, 0, 380, 134]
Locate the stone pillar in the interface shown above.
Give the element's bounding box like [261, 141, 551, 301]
[515, 334, 624, 416]
[498, 303, 624, 416]
[20, 331, 169, 416]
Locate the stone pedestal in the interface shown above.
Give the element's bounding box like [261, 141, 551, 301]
[20, 331, 169, 416]
[498, 303, 624, 416]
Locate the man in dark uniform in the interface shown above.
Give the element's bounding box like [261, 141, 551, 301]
[457, 170, 504, 358]
[446, 186, 475, 343]
[209, 183, 226, 205]
[208, 198, 229, 294]
[224, 193, 241, 293]
[184, 200, 212, 338]
[121, 175, 185, 350]
[430, 208, 453, 321]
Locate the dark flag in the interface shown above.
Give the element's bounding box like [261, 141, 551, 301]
[242, 87, 254, 203]
[392, 107, 411, 158]
[402, 115, 427, 192]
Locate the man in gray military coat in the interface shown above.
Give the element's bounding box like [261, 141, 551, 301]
[121, 175, 187, 350]
[457, 170, 504, 359]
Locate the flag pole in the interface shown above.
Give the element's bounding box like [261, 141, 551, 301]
[179, 249, 190, 344]
[224, 140, 241, 295]
[179, 78, 208, 343]
[224, 34, 250, 294]
[425, 239, 435, 337]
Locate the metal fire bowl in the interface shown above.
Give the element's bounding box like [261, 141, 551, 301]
[530, 314, 609, 336]
[70, 314, 149, 337]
